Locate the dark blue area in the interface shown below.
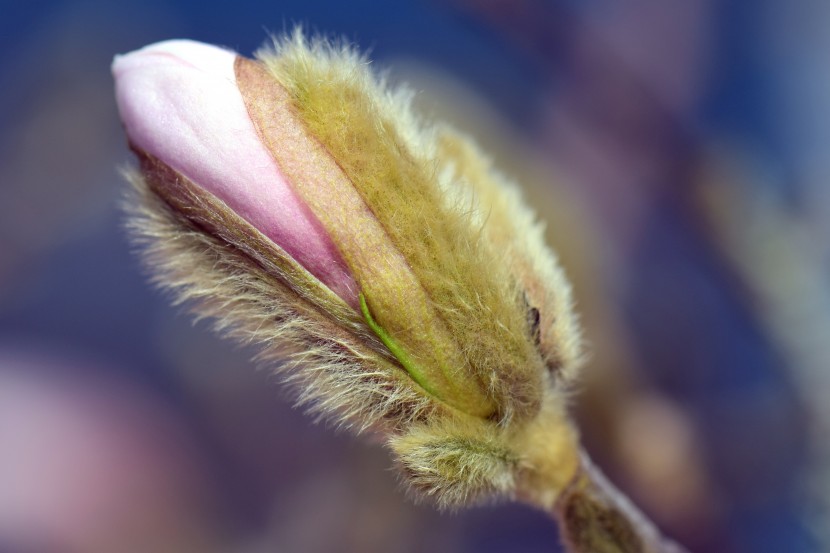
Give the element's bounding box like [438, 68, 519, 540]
[0, 207, 178, 392]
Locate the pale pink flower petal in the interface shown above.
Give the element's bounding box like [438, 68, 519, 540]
[113, 40, 356, 304]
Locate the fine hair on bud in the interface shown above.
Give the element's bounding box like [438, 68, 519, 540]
[122, 28, 583, 509]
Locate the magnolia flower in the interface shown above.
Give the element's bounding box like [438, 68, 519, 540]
[114, 32, 686, 553]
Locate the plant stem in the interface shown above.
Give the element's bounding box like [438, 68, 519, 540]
[549, 451, 690, 553]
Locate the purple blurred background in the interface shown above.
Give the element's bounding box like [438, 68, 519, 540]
[0, 1, 827, 552]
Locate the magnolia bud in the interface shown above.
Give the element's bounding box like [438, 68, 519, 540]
[114, 31, 583, 508]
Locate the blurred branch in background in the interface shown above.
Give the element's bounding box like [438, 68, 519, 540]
[696, 148, 830, 547]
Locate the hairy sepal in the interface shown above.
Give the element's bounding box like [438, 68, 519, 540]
[124, 154, 440, 432]
[390, 417, 519, 509]
[251, 32, 557, 423]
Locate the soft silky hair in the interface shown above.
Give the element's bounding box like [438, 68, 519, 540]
[125, 29, 582, 508]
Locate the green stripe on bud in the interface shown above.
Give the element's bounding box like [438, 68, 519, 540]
[359, 292, 441, 402]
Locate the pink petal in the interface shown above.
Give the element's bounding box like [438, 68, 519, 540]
[113, 40, 357, 305]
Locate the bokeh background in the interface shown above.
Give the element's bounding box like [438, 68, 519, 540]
[1, 1, 828, 552]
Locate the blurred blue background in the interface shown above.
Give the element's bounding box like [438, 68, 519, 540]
[0, 1, 827, 552]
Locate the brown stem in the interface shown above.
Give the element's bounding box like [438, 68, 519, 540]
[551, 450, 689, 553]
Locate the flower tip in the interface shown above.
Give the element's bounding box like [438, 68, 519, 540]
[114, 37, 361, 309]
[112, 39, 237, 80]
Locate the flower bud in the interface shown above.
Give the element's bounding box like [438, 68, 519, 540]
[114, 31, 583, 507]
